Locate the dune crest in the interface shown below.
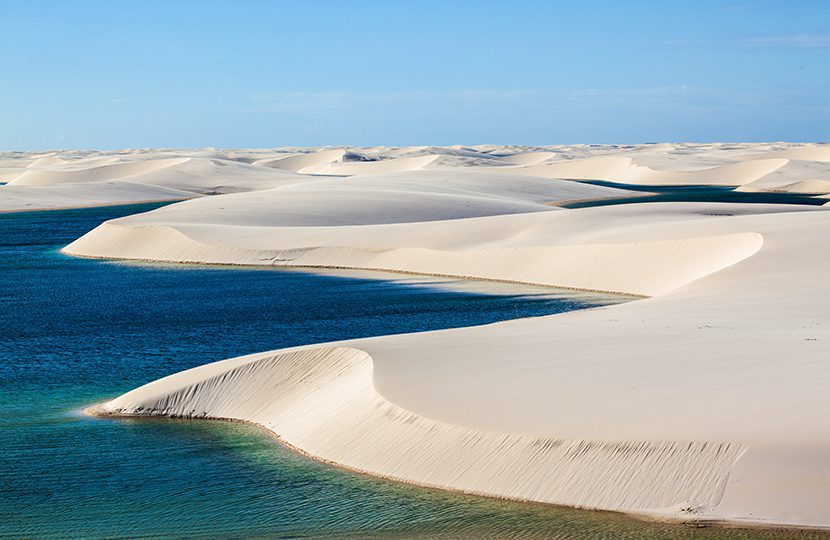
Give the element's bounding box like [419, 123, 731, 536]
[71, 189, 830, 529]
[5, 143, 829, 210]
[65, 223, 763, 297]
[92, 345, 746, 517]
[8, 141, 826, 530]
[8, 157, 190, 186]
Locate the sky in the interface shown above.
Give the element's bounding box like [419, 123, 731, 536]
[1, 0, 829, 150]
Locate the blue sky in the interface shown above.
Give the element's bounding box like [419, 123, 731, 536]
[2, 0, 829, 150]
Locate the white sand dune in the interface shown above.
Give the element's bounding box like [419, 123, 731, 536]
[504, 155, 635, 181]
[6, 143, 827, 211]
[63, 142, 830, 530]
[0, 169, 25, 183]
[87, 170, 630, 228]
[368, 145, 428, 157]
[0, 154, 310, 211]
[737, 159, 830, 193]
[757, 179, 830, 194]
[760, 146, 830, 162]
[299, 154, 440, 176]
[504, 155, 789, 187]
[10, 157, 190, 185]
[253, 148, 347, 172]
[496, 151, 559, 165]
[65, 204, 765, 297]
[91, 346, 747, 515]
[8, 156, 306, 192]
[26, 156, 69, 168]
[620, 158, 789, 186]
[6, 142, 829, 529]
[74, 200, 830, 528]
[0, 182, 198, 212]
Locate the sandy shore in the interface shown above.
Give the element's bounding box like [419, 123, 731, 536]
[12, 143, 830, 529]
[0, 197, 190, 213]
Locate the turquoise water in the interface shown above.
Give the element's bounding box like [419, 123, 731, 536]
[0, 204, 826, 539]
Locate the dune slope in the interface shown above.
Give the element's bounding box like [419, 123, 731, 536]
[52, 143, 830, 529]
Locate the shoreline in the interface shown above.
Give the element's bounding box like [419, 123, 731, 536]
[61, 204, 830, 529]
[0, 197, 188, 214]
[65, 250, 649, 299]
[81, 404, 830, 535]
[16, 144, 830, 532]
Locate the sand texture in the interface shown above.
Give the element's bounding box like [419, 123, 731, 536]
[28, 142, 830, 529]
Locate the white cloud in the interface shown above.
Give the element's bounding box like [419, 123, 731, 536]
[747, 34, 830, 48]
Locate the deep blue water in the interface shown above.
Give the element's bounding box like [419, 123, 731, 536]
[0, 204, 825, 539]
[562, 181, 827, 208]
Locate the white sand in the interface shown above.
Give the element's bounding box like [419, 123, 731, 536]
[0, 151, 310, 211]
[23, 142, 830, 529]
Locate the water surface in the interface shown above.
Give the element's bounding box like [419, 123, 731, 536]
[562, 181, 828, 208]
[0, 204, 825, 539]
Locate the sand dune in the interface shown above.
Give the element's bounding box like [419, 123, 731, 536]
[737, 159, 830, 193]
[83, 169, 633, 228]
[496, 151, 559, 165]
[298, 154, 440, 175]
[760, 146, 830, 162]
[6, 143, 829, 210]
[91, 346, 746, 515]
[506, 155, 635, 181]
[759, 179, 830, 194]
[254, 148, 347, 172]
[25, 156, 67, 168]
[620, 158, 789, 186]
[72, 197, 830, 528]
[0, 182, 198, 212]
[505, 155, 789, 187]
[8, 142, 830, 528]
[9, 156, 305, 192]
[0, 154, 310, 211]
[9, 157, 190, 185]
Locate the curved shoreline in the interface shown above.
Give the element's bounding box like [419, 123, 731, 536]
[63, 219, 765, 297]
[64, 202, 830, 529]
[0, 197, 188, 214]
[74, 344, 754, 529]
[6, 144, 830, 535]
[81, 403, 829, 534]
[79, 388, 830, 533]
[80, 407, 703, 530]
[52, 147, 830, 531]
[69, 251, 648, 299]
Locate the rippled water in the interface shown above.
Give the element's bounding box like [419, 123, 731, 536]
[0, 204, 825, 539]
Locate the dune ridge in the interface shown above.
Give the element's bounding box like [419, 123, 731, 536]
[72, 196, 830, 529]
[65, 222, 762, 297]
[0, 154, 309, 211]
[5, 142, 830, 211]
[91, 346, 746, 518]
[26, 142, 830, 530]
